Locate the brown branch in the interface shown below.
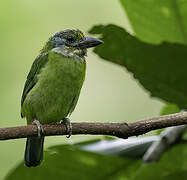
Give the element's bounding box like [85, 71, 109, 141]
[1, 112, 187, 140]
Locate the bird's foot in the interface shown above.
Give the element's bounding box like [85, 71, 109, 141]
[61, 118, 72, 138]
[32, 120, 44, 137]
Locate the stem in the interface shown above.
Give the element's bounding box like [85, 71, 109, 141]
[1, 112, 187, 140]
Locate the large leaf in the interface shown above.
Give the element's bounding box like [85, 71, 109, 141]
[5, 144, 140, 180]
[132, 144, 187, 180]
[89, 24, 187, 109]
[120, 0, 187, 44]
[160, 104, 180, 116]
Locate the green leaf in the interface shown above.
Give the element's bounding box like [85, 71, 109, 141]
[89, 24, 187, 109]
[120, 0, 187, 44]
[160, 104, 180, 116]
[131, 143, 187, 180]
[5, 144, 140, 180]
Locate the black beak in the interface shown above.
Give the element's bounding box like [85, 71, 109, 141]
[72, 36, 103, 49]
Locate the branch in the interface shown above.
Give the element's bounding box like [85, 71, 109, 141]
[143, 125, 187, 163]
[1, 112, 187, 140]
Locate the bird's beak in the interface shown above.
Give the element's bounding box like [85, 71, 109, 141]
[72, 36, 103, 49]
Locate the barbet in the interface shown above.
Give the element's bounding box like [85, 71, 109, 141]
[21, 29, 103, 167]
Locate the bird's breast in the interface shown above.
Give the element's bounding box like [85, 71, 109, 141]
[25, 52, 86, 124]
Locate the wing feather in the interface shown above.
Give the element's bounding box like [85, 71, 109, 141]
[21, 53, 48, 117]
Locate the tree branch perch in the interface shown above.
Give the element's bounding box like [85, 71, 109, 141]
[1, 112, 187, 140]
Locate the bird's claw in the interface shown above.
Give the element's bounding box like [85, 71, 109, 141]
[62, 118, 72, 138]
[32, 120, 44, 137]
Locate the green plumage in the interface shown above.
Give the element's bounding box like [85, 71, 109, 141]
[21, 29, 102, 167]
[21, 51, 86, 124]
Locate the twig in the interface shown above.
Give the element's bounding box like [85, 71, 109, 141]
[143, 125, 187, 163]
[1, 112, 187, 140]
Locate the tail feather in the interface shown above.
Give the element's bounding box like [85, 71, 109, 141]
[24, 136, 44, 167]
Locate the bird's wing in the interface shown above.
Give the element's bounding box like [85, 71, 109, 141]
[21, 53, 48, 116]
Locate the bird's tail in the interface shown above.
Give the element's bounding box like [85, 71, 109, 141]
[24, 136, 44, 167]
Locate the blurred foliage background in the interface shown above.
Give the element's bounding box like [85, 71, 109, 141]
[0, 0, 165, 179]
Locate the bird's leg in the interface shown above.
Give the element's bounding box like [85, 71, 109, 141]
[32, 120, 44, 137]
[61, 117, 72, 138]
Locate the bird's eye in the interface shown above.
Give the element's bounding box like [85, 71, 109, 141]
[67, 36, 74, 42]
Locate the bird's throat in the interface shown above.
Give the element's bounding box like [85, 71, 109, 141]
[52, 45, 87, 59]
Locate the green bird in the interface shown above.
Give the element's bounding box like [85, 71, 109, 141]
[21, 29, 103, 167]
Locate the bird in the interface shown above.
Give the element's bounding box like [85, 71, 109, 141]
[21, 29, 103, 167]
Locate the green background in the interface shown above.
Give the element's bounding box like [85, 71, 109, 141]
[0, 0, 163, 179]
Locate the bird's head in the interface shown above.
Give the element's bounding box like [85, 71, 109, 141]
[41, 29, 103, 59]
